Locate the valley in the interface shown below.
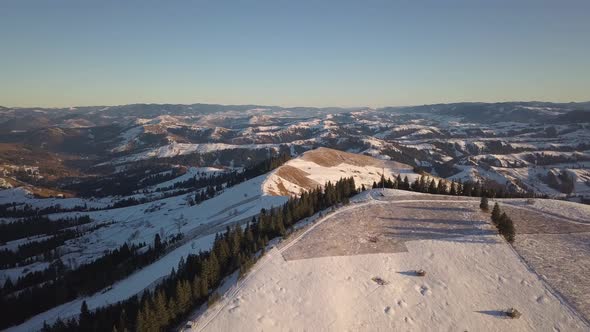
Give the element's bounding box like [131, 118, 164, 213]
[0, 103, 589, 331]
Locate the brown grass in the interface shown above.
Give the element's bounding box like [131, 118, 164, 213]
[274, 165, 321, 192]
[301, 147, 412, 170]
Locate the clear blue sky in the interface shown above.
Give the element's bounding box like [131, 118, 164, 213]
[1, 0, 589, 108]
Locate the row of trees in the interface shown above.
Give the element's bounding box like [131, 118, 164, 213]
[0, 230, 79, 268]
[0, 215, 91, 244]
[480, 198, 516, 243]
[372, 174, 531, 198]
[0, 234, 182, 329]
[39, 177, 359, 332]
[0, 202, 96, 219]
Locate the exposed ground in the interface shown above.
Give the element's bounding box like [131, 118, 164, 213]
[502, 204, 590, 322]
[263, 147, 418, 196]
[300, 147, 411, 169]
[268, 165, 320, 196]
[186, 191, 590, 332]
[281, 200, 493, 260]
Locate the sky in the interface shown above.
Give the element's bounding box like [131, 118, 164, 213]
[1, 0, 589, 108]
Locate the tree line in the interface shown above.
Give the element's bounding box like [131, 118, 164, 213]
[488, 201, 516, 243]
[0, 230, 79, 268]
[0, 215, 91, 244]
[38, 177, 359, 332]
[372, 173, 532, 198]
[0, 234, 182, 329]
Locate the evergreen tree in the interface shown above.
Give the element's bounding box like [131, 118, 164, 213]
[498, 212, 516, 243]
[3, 277, 13, 292]
[152, 291, 169, 328]
[192, 276, 202, 301]
[79, 301, 91, 329]
[480, 196, 489, 211]
[437, 180, 447, 195]
[403, 176, 410, 190]
[154, 233, 163, 252]
[199, 277, 209, 299]
[208, 252, 220, 286]
[491, 203, 501, 224]
[449, 181, 457, 195]
[428, 179, 437, 194]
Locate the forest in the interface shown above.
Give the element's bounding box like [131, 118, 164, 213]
[37, 177, 359, 332]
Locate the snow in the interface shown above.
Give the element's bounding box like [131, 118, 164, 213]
[111, 126, 144, 153]
[186, 193, 589, 332]
[6, 235, 217, 332]
[504, 198, 590, 224]
[146, 167, 225, 192]
[5, 172, 291, 331]
[0, 188, 112, 211]
[262, 149, 418, 197]
[110, 142, 280, 164]
[0, 234, 53, 252]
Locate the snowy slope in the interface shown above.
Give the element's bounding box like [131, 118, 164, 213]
[5, 174, 289, 331]
[263, 147, 418, 196]
[186, 192, 589, 332]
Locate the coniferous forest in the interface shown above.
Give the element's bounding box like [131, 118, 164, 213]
[2, 168, 532, 331]
[37, 177, 359, 332]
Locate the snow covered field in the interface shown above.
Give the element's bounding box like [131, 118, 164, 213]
[186, 191, 589, 331]
[501, 203, 590, 321]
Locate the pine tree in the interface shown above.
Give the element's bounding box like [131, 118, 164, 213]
[480, 196, 489, 211]
[419, 176, 427, 192]
[491, 203, 501, 224]
[79, 301, 91, 329]
[437, 180, 447, 195]
[449, 181, 457, 195]
[175, 279, 192, 315]
[403, 176, 410, 190]
[411, 178, 420, 191]
[154, 233, 163, 253]
[116, 309, 127, 332]
[152, 291, 169, 328]
[167, 297, 178, 323]
[498, 212, 516, 243]
[135, 305, 147, 332]
[208, 252, 220, 286]
[3, 277, 13, 291]
[428, 179, 437, 194]
[192, 276, 202, 301]
[199, 277, 209, 299]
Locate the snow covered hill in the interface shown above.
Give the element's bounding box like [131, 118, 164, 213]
[185, 190, 590, 332]
[263, 147, 417, 196]
[1, 101, 589, 200]
[2, 148, 416, 331]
